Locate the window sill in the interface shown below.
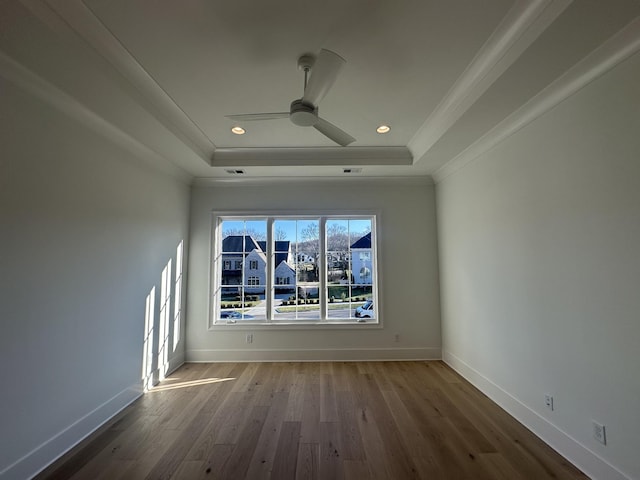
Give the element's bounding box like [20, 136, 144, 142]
[209, 320, 382, 331]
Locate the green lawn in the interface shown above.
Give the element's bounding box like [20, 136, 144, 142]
[220, 301, 260, 308]
[276, 301, 365, 313]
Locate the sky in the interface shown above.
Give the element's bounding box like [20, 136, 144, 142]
[222, 218, 371, 243]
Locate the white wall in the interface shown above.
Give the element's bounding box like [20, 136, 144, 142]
[437, 52, 640, 480]
[186, 180, 441, 362]
[0, 78, 190, 479]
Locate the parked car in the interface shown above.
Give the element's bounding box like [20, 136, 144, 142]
[220, 310, 253, 320]
[355, 300, 374, 318]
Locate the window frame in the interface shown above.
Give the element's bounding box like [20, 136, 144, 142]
[209, 210, 382, 330]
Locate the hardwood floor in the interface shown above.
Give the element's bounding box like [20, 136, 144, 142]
[37, 361, 588, 479]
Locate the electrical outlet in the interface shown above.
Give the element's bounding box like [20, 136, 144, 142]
[246, 333, 253, 344]
[593, 421, 606, 445]
[394, 334, 400, 343]
[544, 394, 554, 411]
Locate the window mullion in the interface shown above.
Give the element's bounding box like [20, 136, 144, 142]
[212, 216, 221, 325]
[319, 217, 326, 320]
[266, 217, 274, 322]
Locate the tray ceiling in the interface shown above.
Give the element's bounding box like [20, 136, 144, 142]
[2, 0, 639, 180]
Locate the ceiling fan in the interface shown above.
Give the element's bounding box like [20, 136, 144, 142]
[226, 49, 355, 146]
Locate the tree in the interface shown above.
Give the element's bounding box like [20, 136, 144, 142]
[223, 228, 266, 241]
[300, 222, 319, 243]
[300, 223, 319, 258]
[300, 223, 320, 280]
[274, 227, 288, 241]
[224, 227, 288, 242]
[327, 223, 348, 251]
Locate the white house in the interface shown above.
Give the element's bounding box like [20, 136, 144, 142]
[274, 260, 296, 290]
[243, 249, 267, 293]
[222, 235, 294, 293]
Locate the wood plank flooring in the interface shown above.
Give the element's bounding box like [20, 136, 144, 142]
[37, 361, 589, 480]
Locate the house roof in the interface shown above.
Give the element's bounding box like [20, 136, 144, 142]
[222, 235, 262, 253]
[275, 260, 295, 273]
[350, 232, 371, 249]
[246, 248, 267, 263]
[257, 240, 290, 266]
[257, 240, 290, 252]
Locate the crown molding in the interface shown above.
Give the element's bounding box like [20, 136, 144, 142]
[0, 50, 193, 184]
[192, 175, 433, 187]
[408, 0, 573, 163]
[433, 16, 640, 183]
[39, 0, 216, 162]
[210, 147, 413, 167]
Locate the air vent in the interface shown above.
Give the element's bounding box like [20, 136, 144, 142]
[343, 168, 362, 174]
[225, 169, 245, 175]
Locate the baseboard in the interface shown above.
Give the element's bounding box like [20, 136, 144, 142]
[186, 347, 441, 362]
[1, 384, 142, 480]
[167, 352, 185, 376]
[443, 350, 632, 480]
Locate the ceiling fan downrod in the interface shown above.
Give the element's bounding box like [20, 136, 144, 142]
[297, 54, 315, 91]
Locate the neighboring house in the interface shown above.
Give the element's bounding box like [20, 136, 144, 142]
[257, 240, 292, 266]
[350, 232, 373, 284]
[222, 233, 371, 289]
[274, 260, 296, 291]
[222, 235, 293, 293]
[297, 252, 314, 263]
[243, 249, 267, 293]
[221, 235, 262, 292]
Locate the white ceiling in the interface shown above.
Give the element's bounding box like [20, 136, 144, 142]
[2, 0, 640, 181]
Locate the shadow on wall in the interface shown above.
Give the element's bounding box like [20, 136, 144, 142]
[143, 240, 184, 391]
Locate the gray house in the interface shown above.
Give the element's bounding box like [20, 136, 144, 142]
[222, 235, 295, 293]
[350, 232, 373, 284]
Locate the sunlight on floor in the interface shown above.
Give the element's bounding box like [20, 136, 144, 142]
[149, 377, 236, 392]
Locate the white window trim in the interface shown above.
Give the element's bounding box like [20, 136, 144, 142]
[209, 210, 382, 330]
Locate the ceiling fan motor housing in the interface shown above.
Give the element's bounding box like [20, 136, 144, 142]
[290, 99, 318, 127]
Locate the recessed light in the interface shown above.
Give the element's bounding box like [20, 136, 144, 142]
[231, 126, 245, 135]
[376, 125, 391, 134]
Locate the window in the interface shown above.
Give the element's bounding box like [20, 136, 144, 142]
[234, 260, 243, 269]
[212, 213, 378, 325]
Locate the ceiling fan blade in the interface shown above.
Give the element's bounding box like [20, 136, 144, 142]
[302, 49, 346, 106]
[225, 112, 289, 121]
[314, 117, 355, 146]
